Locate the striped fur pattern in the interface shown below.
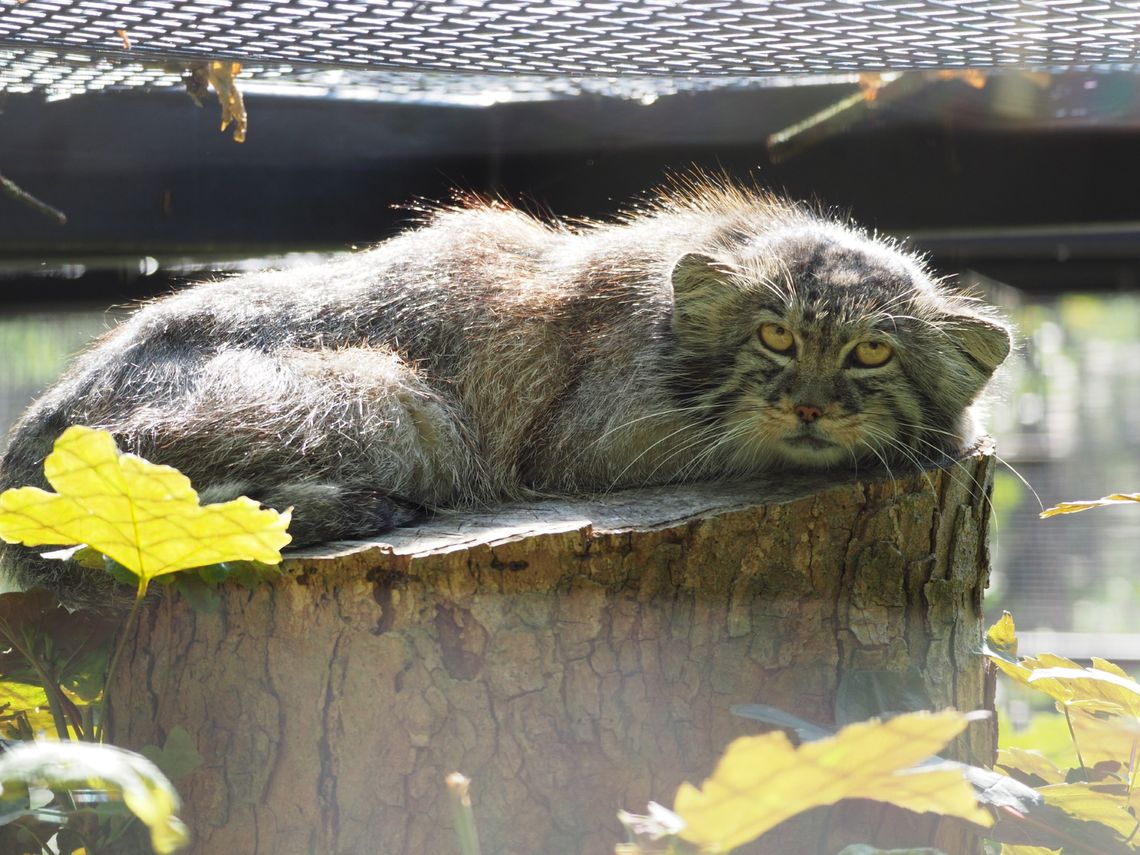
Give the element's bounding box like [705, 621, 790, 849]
[0, 180, 1010, 607]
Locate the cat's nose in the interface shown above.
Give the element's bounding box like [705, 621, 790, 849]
[794, 404, 823, 423]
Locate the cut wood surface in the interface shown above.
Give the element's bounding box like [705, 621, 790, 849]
[111, 448, 998, 855]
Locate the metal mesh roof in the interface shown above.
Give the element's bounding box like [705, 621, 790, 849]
[2, 1, 1140, 98]
[0, 44, 831, 103]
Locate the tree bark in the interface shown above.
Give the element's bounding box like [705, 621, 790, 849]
[110, 447, 998, 855]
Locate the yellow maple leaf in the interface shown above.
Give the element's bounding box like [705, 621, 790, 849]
[995, 747, 1064, 785]
[1038, 782, 1140, 839]
[673, 710, 992, 852]
[1069, 710, 1140, 770]
[1040, 493, 1140, 518]
[1027, 665, 1140, 718]
[0, 426, 291, 595]
[986, 611, 1018, 659]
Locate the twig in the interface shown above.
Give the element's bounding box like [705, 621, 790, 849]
[0, 172, 67, 224]
[767, 72, 932, 164]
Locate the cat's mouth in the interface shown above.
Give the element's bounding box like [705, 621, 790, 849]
[782, 433, 837, 451]
[778, 428, 849, 467]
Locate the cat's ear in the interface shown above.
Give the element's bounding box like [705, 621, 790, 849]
[944, 312, 1012, 376]
[669, 253, 740, 350]
[670, 253, 727, 301]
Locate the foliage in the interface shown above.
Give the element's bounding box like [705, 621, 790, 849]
[672, 710, 991, 851]
[0, 425, 291, 598]
[985, 612, 1140, 853]
[184, 60, 247, 143]
[0, 740, 188, 854]
[616, 711, 992, 854]
[1039, 493, 1140, 519]
[0, 426, 292, 853]
[0, 588, 113, 741]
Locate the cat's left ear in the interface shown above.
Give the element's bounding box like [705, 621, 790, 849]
[945, 312, 1012, 375]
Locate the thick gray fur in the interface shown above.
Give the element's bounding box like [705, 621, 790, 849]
[0, 180, 1011, 608]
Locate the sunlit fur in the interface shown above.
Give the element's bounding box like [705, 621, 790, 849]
[0, 178, 1011, 607]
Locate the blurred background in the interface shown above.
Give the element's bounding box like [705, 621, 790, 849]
[1, 3, 1138, 669]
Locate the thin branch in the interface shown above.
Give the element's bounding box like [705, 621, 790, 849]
[0, 171, 68, 225]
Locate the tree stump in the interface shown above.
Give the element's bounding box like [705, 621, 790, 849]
[110, 448, 998, 855]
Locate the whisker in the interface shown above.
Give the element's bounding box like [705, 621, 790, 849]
[890, 418, 1042, 512]
[562, 402, 714, 474]
[863, 424, 1002, 531]
[601, 421, 713, 494]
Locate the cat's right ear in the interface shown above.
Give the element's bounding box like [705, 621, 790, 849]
[669, 253, 740, 349]
[670, 253, 726, 304]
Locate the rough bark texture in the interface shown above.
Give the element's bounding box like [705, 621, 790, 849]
[111, 448, 997, 855]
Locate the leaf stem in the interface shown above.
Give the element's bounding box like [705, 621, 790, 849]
[96, 585, 147, 743]
[446, 773, 482, 855]
[41, 679, 73, 741]
[1063, 704, 1088, 774]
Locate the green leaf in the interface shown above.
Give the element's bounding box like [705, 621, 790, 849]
[0, 588, 112, 739]
[164, 572, 222, 614]
[0, 681, 50, 716]
[140, 728, 204, 782]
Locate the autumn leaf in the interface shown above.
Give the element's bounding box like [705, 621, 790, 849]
[1026, 667, 1140, 719]
[1068, 712, 1140, 771]
[995, 748, 1064, 787]
[983, 613, 1106, 707]
[184, 60, 247, 142]
[986, 611, 1018, 659]
[1037, 782, 1139, 840]
[0, 740, 188, 853]
[207, 60, 246, 142]
[1040, 493, 1140, 518]
[0, 426, 291, 596]
[673, 710, 992, 852]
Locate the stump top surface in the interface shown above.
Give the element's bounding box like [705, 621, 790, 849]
[283, 445, 991, 566]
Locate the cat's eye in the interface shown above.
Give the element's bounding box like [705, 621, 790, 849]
[758, 323, 795, 354]
[851, 340, 894, 368]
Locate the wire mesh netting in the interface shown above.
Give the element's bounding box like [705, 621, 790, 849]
[4, 1, 1140, 99]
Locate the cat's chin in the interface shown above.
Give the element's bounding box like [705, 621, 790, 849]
[775, 435, 851, 469]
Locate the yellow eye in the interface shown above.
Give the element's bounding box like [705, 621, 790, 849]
[852, 340, 894, 368]
[759, 323, 795, 354]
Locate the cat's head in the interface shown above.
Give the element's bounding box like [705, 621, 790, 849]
[668, 221, 1011, 473]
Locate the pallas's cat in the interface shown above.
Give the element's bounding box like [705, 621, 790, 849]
[0, 180, 1010, 606]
